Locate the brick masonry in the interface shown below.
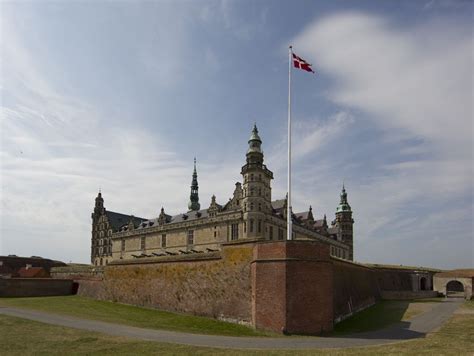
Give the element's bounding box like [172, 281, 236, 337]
[0, 278, 73, 297]
[252, 240, 334, 334]
[51, 240, 442, 334]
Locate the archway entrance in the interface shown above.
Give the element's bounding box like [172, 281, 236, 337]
[420, 277, 427, 291]
[446, 280, 464, 297]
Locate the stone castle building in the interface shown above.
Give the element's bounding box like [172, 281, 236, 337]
[91, 125, 354, 266]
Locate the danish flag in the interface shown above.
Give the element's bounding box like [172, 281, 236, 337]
[292, 53, 315, 73]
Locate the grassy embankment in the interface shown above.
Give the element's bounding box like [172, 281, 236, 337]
[1, 300, 473, 355]
[333, 298, 444, 334]
[0, 295, 446, 337]
[0, 295, 268, 337]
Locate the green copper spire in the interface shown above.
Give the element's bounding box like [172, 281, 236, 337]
[188, 158, 200, 211]
[247, 123, 262, 154]
[336, 183, 352, 213]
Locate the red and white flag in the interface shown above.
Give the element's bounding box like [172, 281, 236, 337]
[292, 53, 315, 73]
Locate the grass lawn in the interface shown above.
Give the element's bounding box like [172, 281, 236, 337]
[332, 297, 445, 335]
[0, 295, 269, 337]
[0, 295, 449, 337]
[0, 300, 473, 355]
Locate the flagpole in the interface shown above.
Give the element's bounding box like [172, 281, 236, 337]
[287, 45, 292, 241]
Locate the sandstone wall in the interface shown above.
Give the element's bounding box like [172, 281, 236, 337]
[94, 242, 254, 322]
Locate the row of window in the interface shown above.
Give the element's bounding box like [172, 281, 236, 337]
[331, 246, 348, 259]
[243, 187, 269, 198]
[243, 202, 272, 212]
[93, 230, 112, 239]
[244, 173, 263, 183]
[94, 258, 108, 266]
[92, 246, 111, 256]
[92, 238, 110, 247]
[95, 223, 110, 231]
[123, 233, 169, 252]
[122, 223, 241, 252]
[120, 221, 290, 252]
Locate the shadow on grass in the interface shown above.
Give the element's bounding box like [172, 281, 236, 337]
[324, 300, 432, 340]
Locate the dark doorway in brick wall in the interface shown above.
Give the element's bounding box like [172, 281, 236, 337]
[420, 277, 427, 290]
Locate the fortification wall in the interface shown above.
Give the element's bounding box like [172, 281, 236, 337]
[252, 240, 334, 334]
[94, 242, 254, 322]
[331, 258, 379, 322]
[0, 278, 73, 297]
[373, 269, 414, 291]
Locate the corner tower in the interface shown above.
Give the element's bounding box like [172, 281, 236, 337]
[188, 158, 200, 211]
[335, 184, 354, 260]
[91, 191, 108, 265]
[240, 124, 273, 239]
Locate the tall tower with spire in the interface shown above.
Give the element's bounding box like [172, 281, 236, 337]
[188, 158, 200, 211]
[335, 184, 354, 260]
[92, 191, 105, 221]
[241, 124, 273, 239]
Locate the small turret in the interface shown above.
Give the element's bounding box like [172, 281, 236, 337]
[188, 158, 200, 211]
[158, 207, 167, 225]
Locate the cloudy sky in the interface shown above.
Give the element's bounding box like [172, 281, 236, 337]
[1, 0, 472, 268]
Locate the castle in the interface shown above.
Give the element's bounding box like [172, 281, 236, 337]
[91, 125, 354, 266]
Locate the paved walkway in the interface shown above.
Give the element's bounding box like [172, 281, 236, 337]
[0, 299, 463, 350]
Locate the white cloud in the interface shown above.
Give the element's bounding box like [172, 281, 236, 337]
[290, 12, 473, 267]
[293, 12, 472, 157]
[0, 8, 240, 262]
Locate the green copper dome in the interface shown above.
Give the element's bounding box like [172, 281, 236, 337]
[247, 124, 262, 154]
[336, 184, 351, 213]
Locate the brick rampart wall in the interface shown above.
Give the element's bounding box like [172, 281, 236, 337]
[252, 241, 333, 334]
[332, 258, 379, 322]
[0, 278, 73, 297]
[373, 269, 414, 291]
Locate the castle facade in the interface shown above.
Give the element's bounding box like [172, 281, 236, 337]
[91, 125, 354, 266]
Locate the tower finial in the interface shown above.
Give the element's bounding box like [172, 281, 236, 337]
[188, 158, 200, 211]
[336, 183, 351, 213]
